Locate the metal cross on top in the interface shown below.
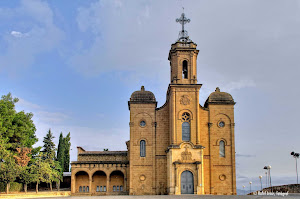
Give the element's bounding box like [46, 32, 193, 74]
[176, 8, 190, 33]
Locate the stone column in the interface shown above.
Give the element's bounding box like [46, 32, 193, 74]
[106, 176, 110, 194]
[174, 163, 179, 195]
[196, 162, 203, 195]
[71, 173, 76, 194]
[124, 170, 127, 193]
[89, 175, 92, 194]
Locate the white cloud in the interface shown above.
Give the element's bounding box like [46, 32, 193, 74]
[16, 97, 68, 125]
[0, 0, 64, 74]
[18, 98, 42, 110]
[223, 78, 256, 92]
[70, 1, 170, 79]
[10, 31, 29, 38]
[36, 111, 69, 124]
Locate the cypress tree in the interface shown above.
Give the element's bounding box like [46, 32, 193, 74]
[63, 132, 71, 172]
[56, 132, 65, 170]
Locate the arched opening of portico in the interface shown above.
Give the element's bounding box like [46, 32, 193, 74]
[75, 171, 89, 193]
[109, 170, 124, 193]
[92, 171, 107, 194]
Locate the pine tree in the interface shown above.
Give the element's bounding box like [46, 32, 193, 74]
[63, 132, 71, 172]
[42, 129, 56, 160]
[56, 132, 65, 170]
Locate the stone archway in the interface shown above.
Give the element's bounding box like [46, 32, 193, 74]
[75, 171, 89, 193]
[109, 170, 124, 193]
[92, 171, 107, 194]
[181, 170, 194, 194]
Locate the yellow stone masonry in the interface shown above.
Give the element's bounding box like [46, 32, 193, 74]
[71, 32, 236, 196]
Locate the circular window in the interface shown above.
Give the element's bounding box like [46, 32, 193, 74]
[140, 121, 146, 127]
[139, 175, 146, 181]
[182, 112, 190, 122]
[218, 121, 225, 128]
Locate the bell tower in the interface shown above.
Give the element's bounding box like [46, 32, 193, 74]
[169, 12, 199, 84]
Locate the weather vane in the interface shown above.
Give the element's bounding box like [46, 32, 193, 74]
[176, 7, 191, 42]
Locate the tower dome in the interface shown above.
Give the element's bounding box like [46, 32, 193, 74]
[129, 86, 156, 103]
[204, 87, 235, 107]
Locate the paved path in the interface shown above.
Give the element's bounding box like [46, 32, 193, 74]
[26, 194, 300, 199]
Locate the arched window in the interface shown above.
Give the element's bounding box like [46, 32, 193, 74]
[79, 186, 82, 192]
[113, 186, 116, 192]
[103, 186, 106, 192]
[120, 185, 123, 191]
[86, 186, 89, 192]
[182, 122, 190, 141]
[96, 186, 99, 192]
[140, 140, 146, 157]
[83, 186, 86, 192]
[219, 140, 225, 157]
[117, 185, 120, 191]
[182, 60, 188, 79]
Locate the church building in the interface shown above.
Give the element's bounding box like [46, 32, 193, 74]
[71, 12, 237, 195]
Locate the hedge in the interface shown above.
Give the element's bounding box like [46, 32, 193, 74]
[0, 182, 23, 192]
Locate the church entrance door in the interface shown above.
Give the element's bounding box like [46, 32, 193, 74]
[181, 170, 194, 194]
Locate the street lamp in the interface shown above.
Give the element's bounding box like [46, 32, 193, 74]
[249, 181, 252, 194]
[264, 165, 272, 191]
[291, 151, 299, 184]
[259, 175, 263, 190]
[243, 185, 245, 195]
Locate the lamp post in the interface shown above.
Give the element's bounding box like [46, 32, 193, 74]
[291, 151, 299, 184]
[265, 172, 268, 187]
[264, 165, 272, 191]
[259, 175, 263, 190]
[249, 181, 252, 194]
[243, 185, 245, 195]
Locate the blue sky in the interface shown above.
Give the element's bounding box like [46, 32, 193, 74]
[1, 0, 300, 193]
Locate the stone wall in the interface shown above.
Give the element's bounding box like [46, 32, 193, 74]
[262, 184, 300, 193]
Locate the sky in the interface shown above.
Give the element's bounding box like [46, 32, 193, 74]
[0, 0, 300, 193]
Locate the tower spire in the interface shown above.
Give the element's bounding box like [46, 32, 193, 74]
[176, 8, 191, 42]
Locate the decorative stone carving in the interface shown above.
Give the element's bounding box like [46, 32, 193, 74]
[180, 95, 190, 105]
[219, 174, 226, 181]
[181, 146, 192, 161]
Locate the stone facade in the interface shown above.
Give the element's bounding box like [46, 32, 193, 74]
[71, 15, 237, 196]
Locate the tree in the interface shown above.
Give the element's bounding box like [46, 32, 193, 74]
[42, 129, 56, 160]
[14, 147, 33, 193]
[51, 161, 63, 191]
[0, 93, 38, 151]
[14, 147, 31, 167]
[19, 165, 35, 193]
[0, 151, 19, 194]
[104, 149, 109, 151]
[31, 153, 52, 193]
[56, 132, 65, 171]
[63, 132, 71, 172]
